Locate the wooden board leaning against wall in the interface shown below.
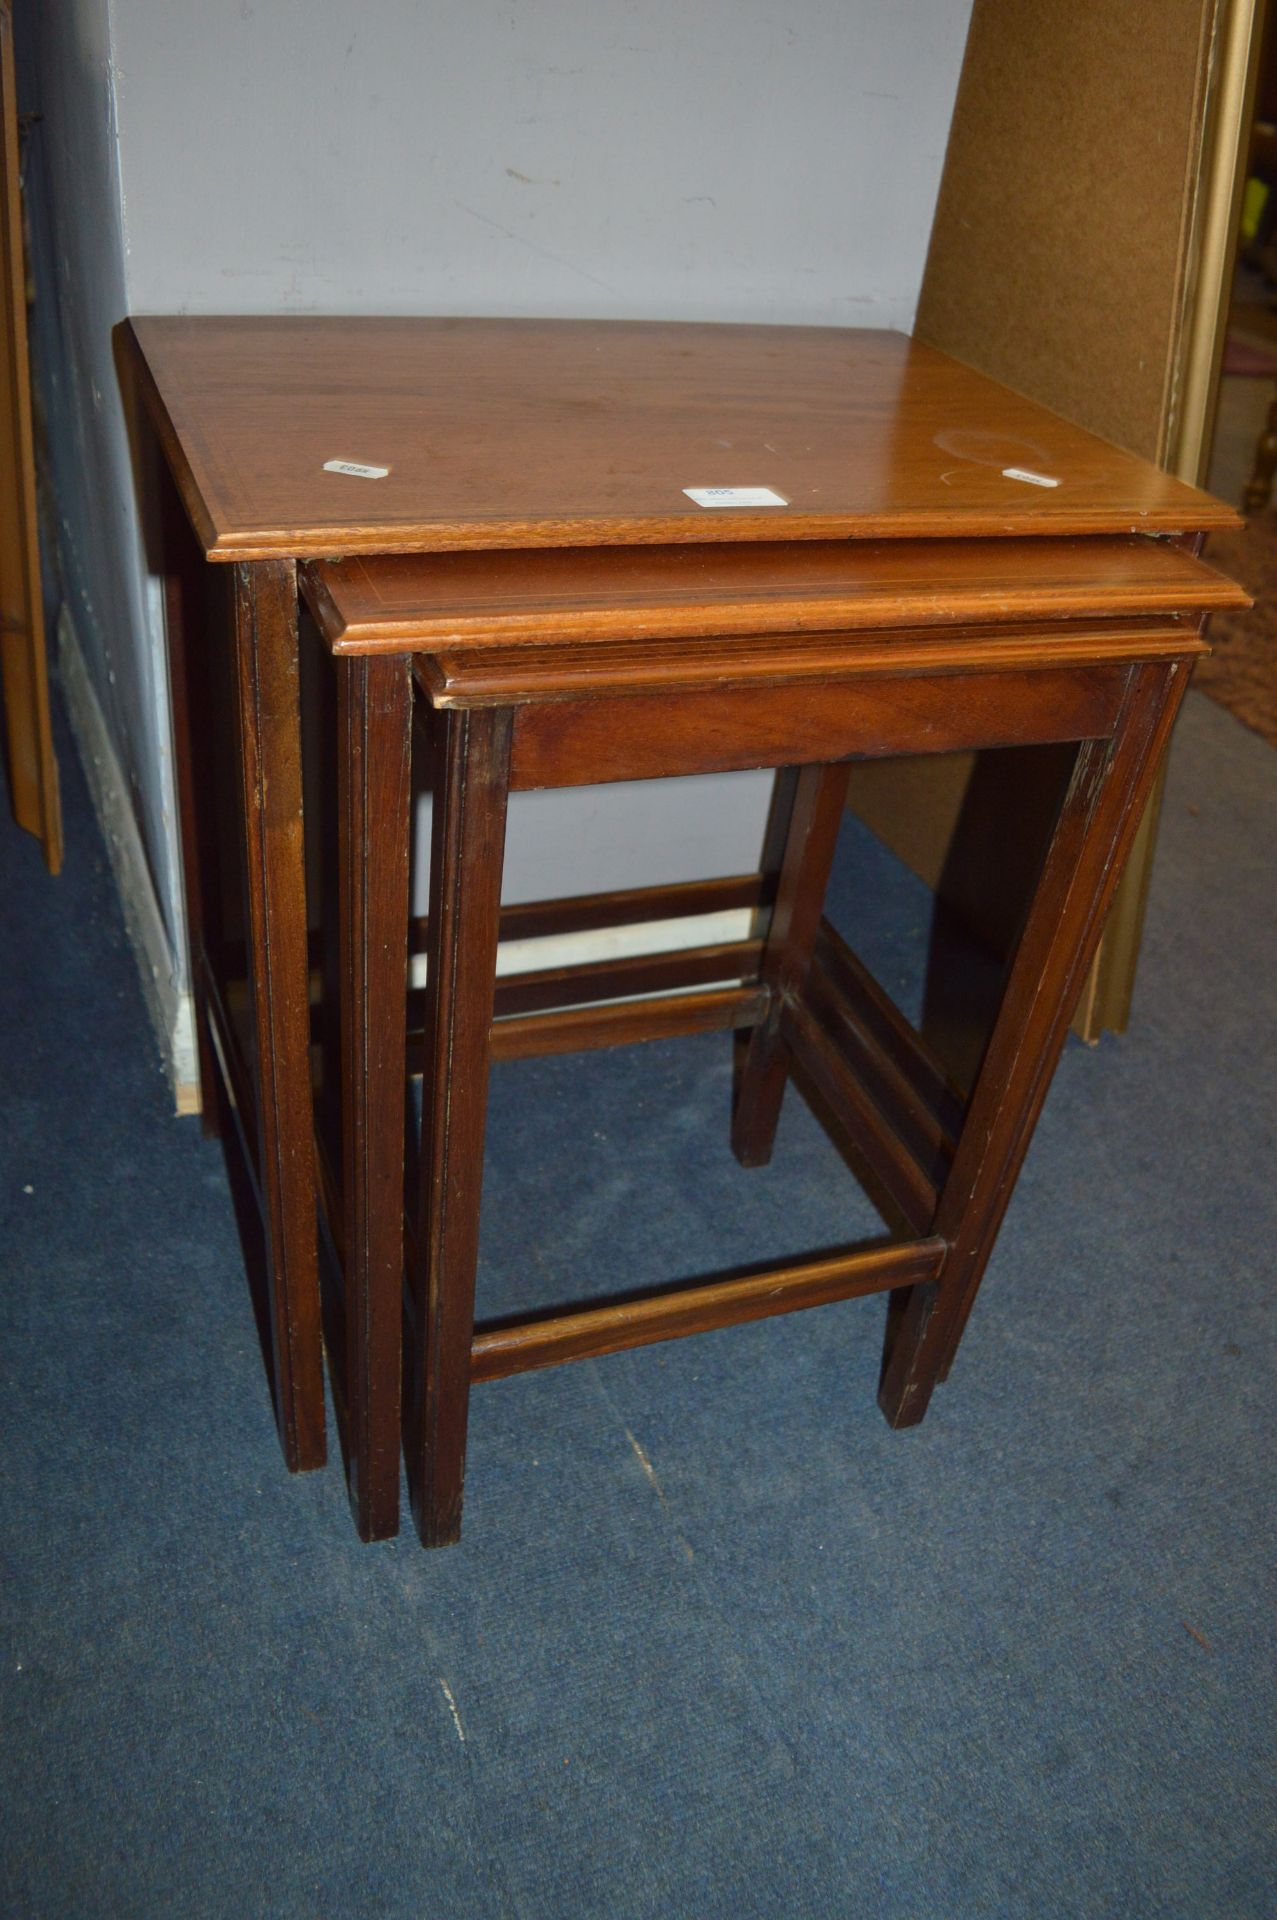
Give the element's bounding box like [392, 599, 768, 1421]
[848, 0, 1262, 1058]
[0, 0, 60, 872]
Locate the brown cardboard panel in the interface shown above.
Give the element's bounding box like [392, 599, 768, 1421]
[914, 0, 1216, 461]
[849, 0, 1223, 1045]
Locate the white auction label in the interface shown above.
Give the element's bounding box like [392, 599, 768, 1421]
[683, 486, 788, 508]
[1001, 466, 1059, 489]
[323, 458, 390, 480]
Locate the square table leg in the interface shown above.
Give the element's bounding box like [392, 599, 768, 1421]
[732, 761, 852, 1167]
[407, 705, 513, 1548]
[335, 654, 413, 1540]
[230, 559, 327, 1473]
[878, 659, 1192, 1426]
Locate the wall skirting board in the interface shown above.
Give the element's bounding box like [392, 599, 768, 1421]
[57, 605, 200, 1116]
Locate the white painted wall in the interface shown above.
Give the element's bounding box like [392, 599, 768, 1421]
[18, 0, 184, 957]
[18, 0, 974, 1084]
[112, 0, 967, 329]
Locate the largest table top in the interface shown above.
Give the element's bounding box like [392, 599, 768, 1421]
[124, 317, 1238, 561]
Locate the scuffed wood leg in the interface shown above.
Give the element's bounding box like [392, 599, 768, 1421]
[338, 655, 413, 1540]
[232, 559, 327, 1472]
[408, 705, 512, 1548]
[879, 661, 1192, 1429]
[731, 762, 851, 1167]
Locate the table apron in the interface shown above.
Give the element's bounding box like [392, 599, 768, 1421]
[507, 661, 1133, 790]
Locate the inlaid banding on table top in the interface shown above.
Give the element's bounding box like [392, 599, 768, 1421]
[299, 532, 1248, 656]
[298, 535, 1245, 672]
[123, 318, 1241, 559]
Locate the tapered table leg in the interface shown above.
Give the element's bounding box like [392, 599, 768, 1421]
[879, 661, 1191, 1428]
[732, 762, 851, 1167]
[337, 655, 414, 1540]
[408, 705, 512, 1548]
[232, 559, 326, 1472]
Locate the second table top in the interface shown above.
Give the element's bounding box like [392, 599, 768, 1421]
[301, 534, 1248, 655]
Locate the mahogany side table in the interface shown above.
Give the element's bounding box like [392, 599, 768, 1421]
[118, 316, 1244, 1545]
[300, 533, 1245, 1547]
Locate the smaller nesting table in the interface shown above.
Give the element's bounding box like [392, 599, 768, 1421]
[300, 532, 1244, 1547]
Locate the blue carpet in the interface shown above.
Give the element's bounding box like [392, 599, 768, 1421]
[1, 690, 1273, 1918]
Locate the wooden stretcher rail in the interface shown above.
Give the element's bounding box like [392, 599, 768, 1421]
[813, 919, 966, 1136]
[311, 1131, 356, 1450]
[318, 939, 765, 1061]
[426, 937, 762, 1024]
[486, 982, 771, 1061]
[803, 966, 954, 1198]
[201, 948, 261, 1191]
[405, 981, 768, 1070]
[417, 870, 770, 951]
[217, 873, 773, 983]
[782, 996, 941, 1236]
[470, 1236, 948, 1381]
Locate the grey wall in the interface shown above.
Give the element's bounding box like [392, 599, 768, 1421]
[112, 0, 968, 328]
[18, 0, 183, 949]
[19, 0, 974, 1014]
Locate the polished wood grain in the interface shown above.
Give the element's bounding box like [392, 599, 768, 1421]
[338, 654, 413, 1541]
[487, 982, 770, 1062]
[129, 304, 1248, 1552]
[309, 514, 1238, 1546]
[811, 919, 965, 1157]
[786, 926, 966, 1237]
[408, 706, 512, 1549]
[879, 659, 1193, 1426]
[418, 617, 1210, 708]
[732, 763, 851, 1166]
[403, 951, 767, 1068]
[223, 872, 765, 988]
[506, 664, 1130, 790]
[782, 997, 941, 1237]
[123, 318, 1240, 561]
[231, 560, 326, 1472]
[478, 872, 768, 946]
[489, 938, 761, 1020]
[305, 534, 1246, 653]
[470, 1237, 947, 1382]
[300, 533, 1241, 713]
